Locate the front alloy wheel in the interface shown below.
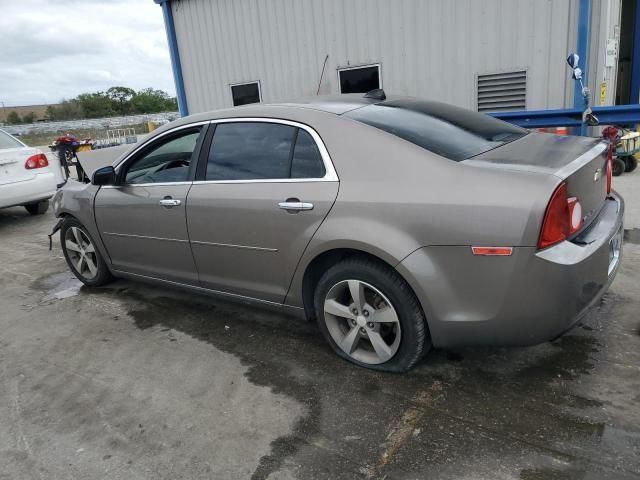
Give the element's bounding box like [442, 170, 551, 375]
[60, 218, 113, 286]
[65, 226, 98, 280]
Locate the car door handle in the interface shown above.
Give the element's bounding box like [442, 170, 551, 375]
[278, 201, 314, 212]
[159, 198, 182, 208]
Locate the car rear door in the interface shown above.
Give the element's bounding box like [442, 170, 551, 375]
[187, 119, 339, 303]
[94, 124, 207, 284]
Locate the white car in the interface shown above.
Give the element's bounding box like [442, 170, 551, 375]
[0, 128, 59, 215]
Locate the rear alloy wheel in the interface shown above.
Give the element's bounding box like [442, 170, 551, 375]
[60, 219, 113, 286]
[24, 200, 49, 215]
[324, 280, 401, 364]
[314, 257, 430, 372]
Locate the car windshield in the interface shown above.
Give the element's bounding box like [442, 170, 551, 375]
[0, 130, 24, 150]
[344, 99, 528, 161]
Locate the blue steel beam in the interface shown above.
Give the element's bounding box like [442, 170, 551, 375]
[574, 0, 591, 109]
[154, 0, 188, 116]
[490, 104, 640, 128]
[631, 0, 640, 104]
[574, 0, 592, 136]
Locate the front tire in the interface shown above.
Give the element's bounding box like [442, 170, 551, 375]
[60, 218, 113, 286]
[24, 200, 49, 215]
[313, 256, 430, 372]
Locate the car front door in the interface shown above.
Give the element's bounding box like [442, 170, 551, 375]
[187, 120, 339, 303]
[94, 124, 206, 284]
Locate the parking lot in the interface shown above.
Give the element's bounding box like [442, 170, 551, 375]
[1, 171, 639, 480]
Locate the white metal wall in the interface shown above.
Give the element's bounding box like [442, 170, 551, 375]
[170, 0, 611, 114]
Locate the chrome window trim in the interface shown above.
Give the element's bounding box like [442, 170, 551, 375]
[101, 181, 193, 189]
[192, 178, 329, 185]
[201, 117, 338, 183]
[112, 117, 339, 186]
[113, 121, 210, 171]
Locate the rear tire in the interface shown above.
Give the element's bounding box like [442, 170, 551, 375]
[24, 200, 49, 215]
[625, 156, 638, 173]
[612, 158, 626, 177]
[60, 218, 113, 287]
[313, 256, 430, 372]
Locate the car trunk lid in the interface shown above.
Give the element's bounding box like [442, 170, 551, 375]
[0, 147, 39, 186]
[465, 132, 608, 232]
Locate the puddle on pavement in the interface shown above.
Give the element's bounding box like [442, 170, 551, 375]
[32, 271, 84, 301]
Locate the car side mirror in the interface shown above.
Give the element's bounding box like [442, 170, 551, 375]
[92, 166, 116, 186]
[584, 111, 599, 126]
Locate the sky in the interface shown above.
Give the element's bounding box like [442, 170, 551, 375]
[0, 0, 175, 106]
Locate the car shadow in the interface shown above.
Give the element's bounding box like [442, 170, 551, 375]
[0, 205, 49, 230]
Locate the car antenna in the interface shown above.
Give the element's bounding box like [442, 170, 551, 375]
[363, 88, 386, 101]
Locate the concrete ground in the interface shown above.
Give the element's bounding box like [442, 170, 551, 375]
[1, 169, 639, 480]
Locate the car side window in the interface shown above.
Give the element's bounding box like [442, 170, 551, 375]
[124, 129, 201, 184]
[206, 122, 296, 181]
[291, 130, 326, 179]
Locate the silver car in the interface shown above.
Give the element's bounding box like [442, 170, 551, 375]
[52, 94, 624, 372]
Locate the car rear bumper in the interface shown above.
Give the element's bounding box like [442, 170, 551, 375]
[0, 172, 57, 209]
[397, 192, 624, 348]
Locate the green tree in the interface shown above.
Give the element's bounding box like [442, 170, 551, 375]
[166, 96, 178, 111]
[43, 87, 177, 122]
[45, 105, 57, 120]
[6, 111, 21, 124]
[22, 111, 36, 123]
[46, 100, 82, 121]
[77, 92, 115, 118]
[106, 86, 136, 115]
[130, 88, 177, 113]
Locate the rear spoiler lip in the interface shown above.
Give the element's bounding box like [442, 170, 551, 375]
[553, 142, 607, 180]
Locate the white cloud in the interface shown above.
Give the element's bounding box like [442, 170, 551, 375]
[0, 0, 175, 106]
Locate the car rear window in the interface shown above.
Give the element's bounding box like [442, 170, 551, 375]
[0, 130, 24, 149]
[291, 129, 325, 179]
[343, 99, 527, 161]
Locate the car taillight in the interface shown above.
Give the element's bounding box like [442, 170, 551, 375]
[25, 153, 49, 169]
[606, 157, 612, 194]
[567, 197, 583, 233]
[538, 182, 583, 249]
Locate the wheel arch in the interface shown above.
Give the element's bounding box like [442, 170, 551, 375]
[57, 209, 113, 266]
[297, 246, 423, 323]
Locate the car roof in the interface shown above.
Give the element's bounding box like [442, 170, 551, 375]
[271, 94, 381, 114]
[148, 92, 409, 140]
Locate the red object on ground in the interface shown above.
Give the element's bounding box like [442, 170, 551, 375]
[56, 135, 79, 145]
